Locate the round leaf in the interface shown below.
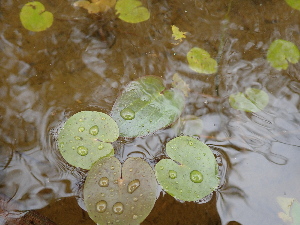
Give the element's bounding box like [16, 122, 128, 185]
[155, 136, 219, 202]
[187, 47, 217, 74]
[267, 39, 300, 70]
[229, 88, 269, 112]
[111, 76, 185, 137]
[84, 156, 157, 225]
[20, 1, 53, 32]
[58, 111, 119, 170]
[115, 0, 150, 23]
[285, 0, 300, 11]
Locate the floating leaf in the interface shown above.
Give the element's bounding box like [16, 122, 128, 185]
[187, 47, 217, 74]
[84, 156, 157, 225]
[20, 1, 53, 32]
[267, 39, 300, 70]
[74, 0, 116, 14]
[155, 136, 219, 201]
[285, 0, 300, 11]
[229, 88, 269, 112]
[111, 76, 185, 137]
[58, 111, 119, 170]
[171, 25, 186, 45]
[115, 0, 150, 23]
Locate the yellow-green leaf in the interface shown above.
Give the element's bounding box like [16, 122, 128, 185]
[171, 25, 186, 44]
[74, 0, 116, 14]
[20, 1, 53, 32]
[115, 0, 150, 23]
[187, 47, 217, 74]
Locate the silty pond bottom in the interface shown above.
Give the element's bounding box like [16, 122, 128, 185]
[1, 0, 300, 224]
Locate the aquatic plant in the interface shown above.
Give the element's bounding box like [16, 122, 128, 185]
[83, 156, 157, 225]
[115, 0, 150, 23]
[58, 111, 119, 169]
[187, 47, 218, 74]
[20, 1, 53, 32]
[110, 75, 185, 137]
[267, 39, 300, 70]
[155, 136, 219, 201]
[73, 0, 116, 14]
[229, 88, 269, 113]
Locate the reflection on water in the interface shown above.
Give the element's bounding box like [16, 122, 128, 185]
[1, 0, 300, 224]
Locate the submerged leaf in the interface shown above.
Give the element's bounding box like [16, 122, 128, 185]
[155, 136, 219, 201]
[172, 73, 190, 97]
[267, 39, 300, 70]
[74, 0, 116, 14]
[277, 197, 300, 224]
[111, 76, 185, 137]
[171, 25, 187, 45]
[172, 115, 203, 137]
[187, 47, 217, 74]
[285, 0, 300, 11]
[229, 88, 269, 112]
[20, 1, 53, 32]
[58, 111, 119, 170]
[84, 156, 157, 225]
[115, 0, 150, 23]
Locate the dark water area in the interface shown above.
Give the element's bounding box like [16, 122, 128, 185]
[1, 0, 300, 224]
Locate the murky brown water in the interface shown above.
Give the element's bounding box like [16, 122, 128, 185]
[1, 0, 300, 224]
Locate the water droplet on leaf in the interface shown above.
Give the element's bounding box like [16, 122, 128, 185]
[190, 170, 203, 183]
[77, 146, 88, 156]
[168, 170, 177, 179]
[127, 179, 140, 193]
[74, 136, 82, 140]
[120, 108, 135, 120]
[112, 202, 124, 214]
[78, 127, 85, 132]
[133, 215, 138, 220]
[98, 144, 104, 150]
[96, 200, 107, 213]
[99, 177, 109, 187]
[89, 125, 99, 136]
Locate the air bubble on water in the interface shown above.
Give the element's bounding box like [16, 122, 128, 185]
[96, 200, 107, 213]
[112, 202, 124, 214]
[89, 125, 99, 136]
[120, 108, 135, 120]
[190, 170, 203, 183]
[99, 177, 109, 187]
[127, 179, 140, 194]
[77, 146, 88, 156]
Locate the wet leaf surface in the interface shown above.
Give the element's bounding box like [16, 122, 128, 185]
[155, 136, 219, 202]
[267, 39, 300, 70]
[20, 1, 53, 32]
[84, 156, 157, 225]
[229, 88, 269, 112]
[58, 111, 119, 170]
[111, 76, 185, 137]
[285, 0, 300, 11]
[115, 0, 150, 23]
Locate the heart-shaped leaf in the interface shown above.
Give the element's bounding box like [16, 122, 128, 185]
[267, 39, 300, 70]
[84, 156, 157, 225]
[110, 76, 185, 137]
[155, 136, 219, 202]
[20, 1, 53, 32]
[115, 0, 150, 23]
[229, 88, 269, 112]
[58, 111, 119, 170]
[285, 0, 300, 11]
[187, 47, 217, 74]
